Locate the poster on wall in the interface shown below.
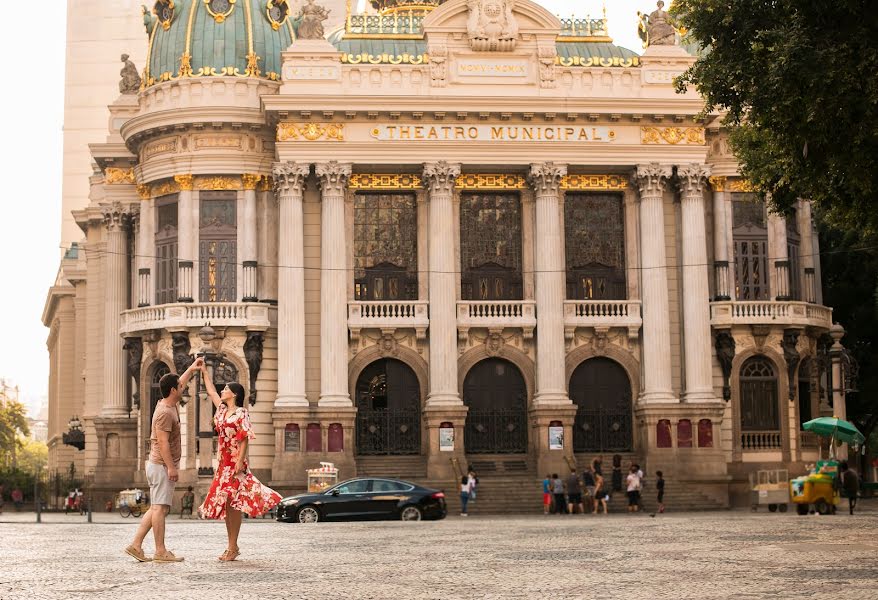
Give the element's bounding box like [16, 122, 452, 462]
[549, 426, 564, 450]
[439, 426, 455, 452]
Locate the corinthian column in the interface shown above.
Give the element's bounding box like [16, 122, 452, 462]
[423, 161, 462, 406]
[677, 164, 716, 402]
[100, 201, 137, 417]
[316, 161, 353, 406]
[272, 162, 310, 407]
[528, 163, 570, 405]
[634, 164, 675, 403]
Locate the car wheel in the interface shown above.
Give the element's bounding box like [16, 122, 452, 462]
[815, 500, 830, 515]
[400, 506, 422, 522]
[768, 504, 778, 513]
[796, 503, 809, 515]
[778, 503, 788, 513]
[296, 506, 321, 523]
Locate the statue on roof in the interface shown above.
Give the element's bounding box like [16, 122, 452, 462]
[141, 5, 156, 36]
[119, 54, 142, 94]
[466, 0, 518, 52]
[637, 1, 677, 47]
[295, 0, 331, 40]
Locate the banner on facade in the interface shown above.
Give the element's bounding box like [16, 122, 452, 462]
[439, 426, 455, 452]
[549, 426, 564, 450]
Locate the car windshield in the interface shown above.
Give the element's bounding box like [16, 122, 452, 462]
[330, 480, 370, 494]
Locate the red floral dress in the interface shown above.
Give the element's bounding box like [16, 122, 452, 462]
[199, 404, 281, 519]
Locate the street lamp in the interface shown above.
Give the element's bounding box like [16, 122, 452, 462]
[62, 415, 85, 451]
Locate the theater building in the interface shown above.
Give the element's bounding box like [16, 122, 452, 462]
[44, 0, 843, 508]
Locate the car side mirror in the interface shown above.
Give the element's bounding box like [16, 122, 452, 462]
[331, 490, 340, 497]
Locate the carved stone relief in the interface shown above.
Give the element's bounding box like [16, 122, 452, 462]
[466, 0, 519, 52]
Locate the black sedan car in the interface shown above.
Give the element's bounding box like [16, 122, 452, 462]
[276, 477, 447, 523]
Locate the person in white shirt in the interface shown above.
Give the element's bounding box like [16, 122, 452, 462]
[626, 466, 642, 513]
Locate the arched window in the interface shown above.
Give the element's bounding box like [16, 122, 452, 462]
[353, 193, 418, 301]
[740, 357, 779, 431]
[199, 191, 237, 302]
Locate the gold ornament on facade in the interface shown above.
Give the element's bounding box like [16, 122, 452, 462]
[708, 176, 727, 192]
[174, 174, 195, 190]
[154, 0, 176, 31]
[277, 122, 345, 142]
[178, 52, 194, 78]
[266, 0, 291, 31]
[455, 174, 526, 190]
[241, 174, 263, 190]
[349, 174, 423, 191]
[341, 53, 429, 65]
[640, 126, 706, 145]
[195, 176, 243, 190]
[137, 184, 152, 200]
[105, 168, 136, 185]
[244, 52, 262, 77]
[561, 174, 629, 191]
[204, 0, 236, 23]
[258, 176, 274, 192]
[728, 179, 756, 192]
[151, 179, 182, 197]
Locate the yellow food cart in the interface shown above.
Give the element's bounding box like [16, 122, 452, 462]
[307, 462, 338, 493]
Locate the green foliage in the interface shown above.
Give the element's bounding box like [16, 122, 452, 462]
[15, 438, 48, 474]
[0, 400, 29, 467]
[672, 0, 878, 231]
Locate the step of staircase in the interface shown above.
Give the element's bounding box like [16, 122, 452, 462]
[356, 455, 427, 479]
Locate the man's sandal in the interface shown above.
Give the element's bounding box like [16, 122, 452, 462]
[153, 551, 185, 563]
[124, 545, 152, 562]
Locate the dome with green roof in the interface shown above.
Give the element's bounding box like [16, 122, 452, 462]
[143, 0, 296, 87]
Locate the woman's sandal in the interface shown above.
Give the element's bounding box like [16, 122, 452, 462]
[219, 548, 240, 562]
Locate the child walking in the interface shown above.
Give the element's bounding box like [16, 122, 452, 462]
[656, 471, 665, 514]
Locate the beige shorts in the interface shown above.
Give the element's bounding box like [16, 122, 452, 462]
[146, 461, 175, 506]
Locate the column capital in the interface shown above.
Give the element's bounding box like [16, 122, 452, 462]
[173, 174, 194, 191]
[676, 163, 713, 197]
[316, 161, 352, 197]
[633, 163, 673, 197]
[708, 175, 726, 192]
[527, 162, 567, 196]
[422, 161, 461, 196]
[241, 173, 263, 190]
[271, 161, 309, 196]
[100, 201, 138, 231]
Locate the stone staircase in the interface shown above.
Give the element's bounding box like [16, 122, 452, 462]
[356, 455, 427, 479]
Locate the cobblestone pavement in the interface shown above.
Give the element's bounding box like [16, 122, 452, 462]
[1, 504, 877, 600]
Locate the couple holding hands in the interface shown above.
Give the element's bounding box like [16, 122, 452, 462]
[125, 357, 281, 563]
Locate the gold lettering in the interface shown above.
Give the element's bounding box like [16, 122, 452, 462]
[399, 126, 411, 139]
[507, 127, 519, 140]
[565, 127, 575, 140]
[523, 128, 533, 140]
[468, 127, 479, 139]
[491, 127, 505, 140]
[387, 126, 397, 140]
[428, 127, 439, 140]
[578, 128, 589, 141]
[545, 128, 555, 140]
[414, 126, 425, 140]
[455, 126, 466, 140]
[592, 127, 602, 140]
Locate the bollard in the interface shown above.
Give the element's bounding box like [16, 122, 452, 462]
[35, 476, 41, 524]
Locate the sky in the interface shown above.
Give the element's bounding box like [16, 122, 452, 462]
[0, 0, 651, 418]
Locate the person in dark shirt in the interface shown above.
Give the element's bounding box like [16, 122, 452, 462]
[566, 470, 584, 515]
[840, 462, 859, 515]
[582, 467, 596, 513]
[551, 474, 567, 515]
[655, 471, 665, 514]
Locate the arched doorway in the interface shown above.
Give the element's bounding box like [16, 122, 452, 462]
[569, 357, 633, 452]
[355, 359, 421, 455]
[463, 358, 528, 454]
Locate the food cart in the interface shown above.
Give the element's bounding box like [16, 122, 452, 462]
[116, 488, 149, 518]
[749, 469, 790, 512]
[307, 462, 338, 493]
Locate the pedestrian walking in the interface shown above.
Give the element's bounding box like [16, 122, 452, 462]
[551, 473, 567, 514]
[626, 465, 642, 513]
[582, 466, 596, 513]
[566, 469, 585, 514]
[611, 454, 623, 492]
[126, 357, 202, 563]
[459, 475, 470, 516]
[634, 463, 645, 510]
[198, 369, 282, 561]
[592, 455, 603, 477]
[542, 474, 552, 515]
[593, 472, 609, 514]
[840, 462, 860, 515]
[655, 470, 665, 514]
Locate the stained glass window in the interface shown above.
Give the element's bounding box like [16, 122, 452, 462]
[732, 194, 769, 300]
[740, 356, 779, 431]
[353, 193, 418, 301]
[460, 193, 522, 300]
[199, 191, 237, 302]
[154, 195, 178, 305]
[564, 193, 626, 300]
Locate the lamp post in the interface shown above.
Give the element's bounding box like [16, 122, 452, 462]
[195, 324, 222, 476]
[62, 415, 85, 451]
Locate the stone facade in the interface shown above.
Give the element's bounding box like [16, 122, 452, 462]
[44, 0, 841, 508]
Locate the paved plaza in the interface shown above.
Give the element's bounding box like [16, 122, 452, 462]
[1, 506, 877, 600]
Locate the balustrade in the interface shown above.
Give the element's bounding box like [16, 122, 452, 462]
[120, 302, 272, 335]
[741, 430, 783, 451]
[710, 300, 832, 329]
[563, 300, 642, 340]
[347, 301, 429, 342]
[456, 301, 536, 342]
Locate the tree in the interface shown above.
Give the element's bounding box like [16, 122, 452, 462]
[672, 0, 878, 232]
[16, 437, 48, 474]
[0, 400, 29, 468]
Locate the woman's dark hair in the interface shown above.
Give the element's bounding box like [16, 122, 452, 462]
[227, 382, 246, 408]
[656, 470, 663, 478]
[461, 476, 469, 485]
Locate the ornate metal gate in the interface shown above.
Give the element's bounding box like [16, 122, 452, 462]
[570, 357, 633, 453]
[463, 358, 528, 454]
[356, 359, 421, 455]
